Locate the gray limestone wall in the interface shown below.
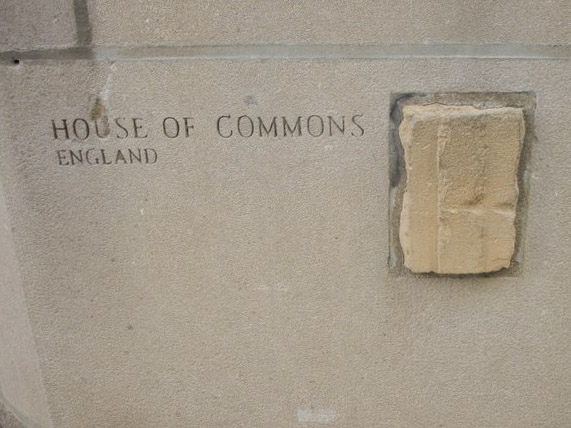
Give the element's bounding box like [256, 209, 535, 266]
[1, 2, 571, 427]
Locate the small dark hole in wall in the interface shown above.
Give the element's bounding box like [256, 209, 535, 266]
[12, 58, 20, 65]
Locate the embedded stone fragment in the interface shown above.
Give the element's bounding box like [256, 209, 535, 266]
[398, 104, 525, 274]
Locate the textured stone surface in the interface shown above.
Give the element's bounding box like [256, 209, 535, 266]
[2, 2, 571, 426]
[399, 105, 525, 274]
[88, 0, 571, 46]
[3, 0, 571, 52]
[1, 59, 570, 427]
[0, 0, 76, 51]
[0, 401, 26, 428]
[0, 155, 52, 427]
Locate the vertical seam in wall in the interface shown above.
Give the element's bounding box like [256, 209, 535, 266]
[73, 0, 92, 48]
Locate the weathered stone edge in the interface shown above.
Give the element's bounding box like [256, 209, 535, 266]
[0, 400, 26, 428]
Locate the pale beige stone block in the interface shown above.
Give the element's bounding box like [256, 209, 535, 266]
[399, 104, 525, 274]
[0, 0, 76, 51]
[2, 59, 571, 428]
[88, 0, 571, 46]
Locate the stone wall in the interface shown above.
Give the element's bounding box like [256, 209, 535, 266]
[1, 1, 570, 427]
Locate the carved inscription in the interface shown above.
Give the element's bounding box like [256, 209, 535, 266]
[215, 114, 364, 138]
[50, 113, 365, 167]
[51, 116, 194, 166]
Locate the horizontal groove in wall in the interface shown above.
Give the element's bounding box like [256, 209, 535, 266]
[2, 44, 571, 64]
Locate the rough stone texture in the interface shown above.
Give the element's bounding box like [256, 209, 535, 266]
[0, 0, 76, 51]
[3, 0, 571, 52]
[87, 0, 571, 46]
[0, 401, 26, 428]
[399, 105, 525, 274]
[1, 4, 569, 426]
[0, 137, 53, 426]
[0, 59, 570, 427]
